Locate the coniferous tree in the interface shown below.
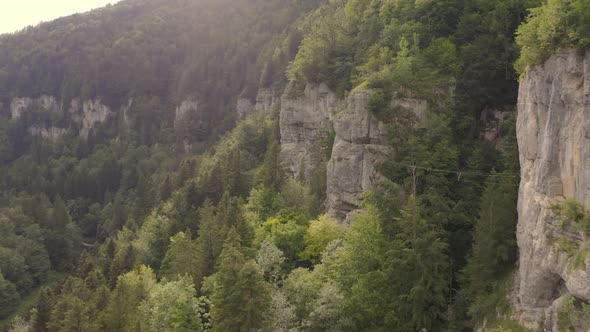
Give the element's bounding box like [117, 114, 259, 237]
[160, 230, 205, 288]
[210, 229, 271, 332]
[462, 171, 518, 322]
[140, 276, 203, 331]
[388, 195, 450, 331]
[195, 200, 227, 276]
[45, 196, 81, 270]
[35, 287, 54, 332]
[106, 265, 156, 331]
[0, 272, 20, 319]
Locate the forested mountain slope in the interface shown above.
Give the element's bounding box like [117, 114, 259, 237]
[0, 0, 588, 331]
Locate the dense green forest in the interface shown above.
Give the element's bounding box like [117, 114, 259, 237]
[0, 0, 588, 331]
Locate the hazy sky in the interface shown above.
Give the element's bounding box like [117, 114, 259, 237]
[0, 0, 121, 34]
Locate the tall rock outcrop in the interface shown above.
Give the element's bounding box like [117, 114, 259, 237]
[515, 50, 590, 329]
[279, 83, 412, 223]
[69, 99, 113, 139]
[9, 96, 113, 139]
[326, 90, 391, 223]
[280, 83, 337, 181]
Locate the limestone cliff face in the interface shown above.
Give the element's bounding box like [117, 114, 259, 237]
[326, 90, 391, 223]
[29, 127, 67, 141]
[70, 99, 113, 139]
[237, 88, 279, 119]
[515, 50, 590, 329]
[10, 96, 59, 120]
[10, 96, 113, 139]
[255, 88, 279, 113]
[280, 83, 337, 181]
[279, 83, 398, 223]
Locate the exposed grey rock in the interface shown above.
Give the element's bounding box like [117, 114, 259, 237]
[515, 50, 590, 329]
[280, 83, 338, 181]
[38, 95, 60, 113]
[237, 98, 254, 119]
[29, 126, 67, 141]
[72, 99, 113, 139]
[10, 97, 33, 119]
[392, 97, 428, 129]
[120, 98, 134, 132]
[279, 83, 428, 224]
[10, 96, 62, 120]
[10, 96, 112, 139]
[256, 88, 279, 112]
[174, 99, 200, 151]
[326, 89, 391, 223]
[481, 108, 513, 144]
[175, 99, 199, 130]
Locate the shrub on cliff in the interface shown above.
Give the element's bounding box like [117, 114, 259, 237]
[516, 0, 590, 73]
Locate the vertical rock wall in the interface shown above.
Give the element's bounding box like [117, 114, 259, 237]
[279, 83, 337, 181]
[279, 84, 400, 223]
[326, 90, 390, 223]
[515, 50, 590, 329]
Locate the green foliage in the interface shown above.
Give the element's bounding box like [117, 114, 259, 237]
[488, 319, 533, 332]
[256, 239, 286, 284]
[462, 171, 519, 322]
[44, 196, 81, 271]
[0, 273, 21, 319]
[388, 195, 450, 331]
[303, 282, 352, 331]
[210, 229, 271, 332]
[0, 0, 553, 330]
[288, 3, 352, 95]
[139, 276, 202, 332]
[553, 238, 580, 257]
[548, 199, 590, 270]
[282, 267, 325, 323]
[264, 290, 298, 332]
[558, 294, 590, 332]
[255, 211, 309, 265]
[299, 215, 342, 264]
[326, 208, 394, 330]
[48, 270, 110, 332]
[160, 230, 205, 289]
[105, 265, 156, 331]
[551, 199, 590, 237]
[516, 0, 590, 73]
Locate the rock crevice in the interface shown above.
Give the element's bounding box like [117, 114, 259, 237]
[279, 84, 426, 223]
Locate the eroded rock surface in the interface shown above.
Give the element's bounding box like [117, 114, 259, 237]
[10, 96, 60, 120]
[29, 126, 67, 141]
[175, 99, 199, 130]
[515, 50, 590, 329]
[280, 83, 337, 181]
[256, 88, 279, 113]
[326, 90, 391, 223]
[237, 98, 254, 119]
[70, 99, 113, 138]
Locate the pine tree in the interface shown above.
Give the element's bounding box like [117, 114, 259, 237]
[0, 272, 20, 319]
[195, 200, 226, 276]
[45, 196, 80, 271]
[35, 287, 54, 332]
[160, 230, 205, 288]
[256, 135, 284, 191]
[462, 171, 518, 321]
[328, 208, 393, 330]
[388, 195, 450, 331]
[140, 277, 203, 331]
[210, 229, 271, 332]
[106, 265, 156, 331]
